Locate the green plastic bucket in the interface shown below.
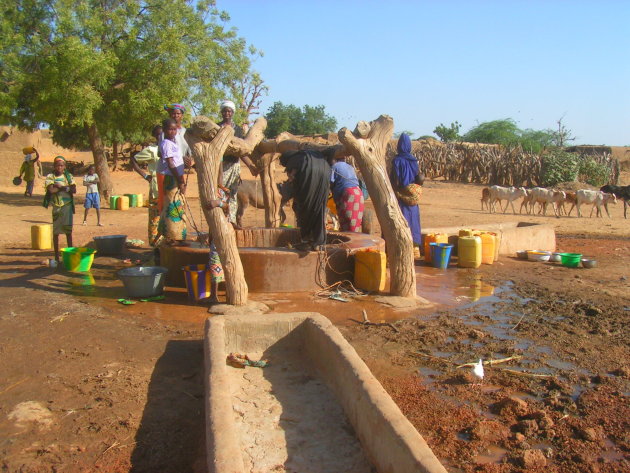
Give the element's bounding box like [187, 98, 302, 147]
[61, 247, 96, 272]
[125, 193, 138, 207]
[559, 253, 582, 268]
[110, 195, 120, 209]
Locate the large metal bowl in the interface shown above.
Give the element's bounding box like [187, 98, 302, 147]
[581, 258, 597, 269]
[118, 266, 168, 298]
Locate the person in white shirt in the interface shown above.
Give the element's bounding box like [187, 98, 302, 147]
[82, 165, 102, 226]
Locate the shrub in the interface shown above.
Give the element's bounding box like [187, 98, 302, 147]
[541, 151, 579, 186]
[577, 158, 610, 187]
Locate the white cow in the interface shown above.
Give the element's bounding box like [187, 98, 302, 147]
[575, 190, 617, 217]
[529, 187, 566, 217]
[488, 186, 528, 214]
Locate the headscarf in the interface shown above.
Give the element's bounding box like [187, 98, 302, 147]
[164, 103, 185, 112]
[44, 156, 75, 212]
[220, 100, 236, 112]
[392, 133, 419, 188]
[54, 155, 66, 164]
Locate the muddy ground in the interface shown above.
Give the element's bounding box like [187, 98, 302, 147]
[0, 163, 628, 472]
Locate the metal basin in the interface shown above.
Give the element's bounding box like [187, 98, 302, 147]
[117, 266, 168, 298]
[94, 235, 127, 256]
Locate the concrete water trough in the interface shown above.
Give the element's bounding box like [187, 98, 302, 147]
[422, 222, 556, 256]
[160, 228, 384, 291]
[204, 312, 447, 473]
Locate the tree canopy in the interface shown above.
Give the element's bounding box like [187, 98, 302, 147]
[264, 102, 337, 138]
[462, 118, 555, 154]
[433, 121, 461, 142]
[1, 0, 260, 196]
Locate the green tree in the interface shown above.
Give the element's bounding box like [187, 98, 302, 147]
[433, 121, 461, 142]
[2, 0, 259, 198]
[394, 131, 416, 138]
[264, 102, 337, 138]
[463, 119, 521, 147]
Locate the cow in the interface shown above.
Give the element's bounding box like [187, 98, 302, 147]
[575, 189, 617, 218]
[529, 187, 566, 217]
[600, 184, 630, 219]
[236, 180, 290, 228]
[487, 186, 528, 214]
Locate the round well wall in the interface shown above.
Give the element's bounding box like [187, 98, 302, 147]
[160, 228, 384, 292]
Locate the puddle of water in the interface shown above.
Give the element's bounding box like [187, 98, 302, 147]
[601, 439, 624, 461]
[473, 445, 508, 464]
[415, 267, 496, 306]
[417, 367, 442, 380]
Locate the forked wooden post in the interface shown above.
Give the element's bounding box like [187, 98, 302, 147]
[185, 117, 267, 305]
[257, 152, 282, 227]
[338, 115, 416, 298]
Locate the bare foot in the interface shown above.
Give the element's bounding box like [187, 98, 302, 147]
[97, 223, 104, 226]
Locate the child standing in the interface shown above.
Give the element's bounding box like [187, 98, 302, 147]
[19, 147, 43, 197]
[82, 165, 102, 226]
[44, 156, 76, 262]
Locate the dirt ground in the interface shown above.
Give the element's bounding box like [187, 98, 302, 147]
[0, 138, 628, 472]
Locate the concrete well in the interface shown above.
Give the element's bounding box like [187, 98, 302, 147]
[160, 228, 384, 290]
[205, 312, 447, 473]
[422, 222, 556, 256]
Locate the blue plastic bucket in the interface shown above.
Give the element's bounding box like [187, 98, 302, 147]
[182, 264, 213, 301]
[430, 243, 453, 269]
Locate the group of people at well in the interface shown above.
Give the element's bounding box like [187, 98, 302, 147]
[24, 102, 423, 300]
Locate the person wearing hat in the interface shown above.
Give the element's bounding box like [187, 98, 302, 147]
[217, 100, 258, 229]
[43, 156, 76, 262]
[18, 147, 42, 197]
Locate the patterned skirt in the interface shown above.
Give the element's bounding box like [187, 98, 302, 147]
[52, 203, 73, 235]
[157, 175, 187, 242]
[334, 186, 365, 232]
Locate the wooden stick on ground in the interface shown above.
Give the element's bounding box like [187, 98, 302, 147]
[498, 368, 555, 378]
[349, 309, 399, 333]
[456, 355, 522, 369]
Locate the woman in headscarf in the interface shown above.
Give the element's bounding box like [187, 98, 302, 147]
[217, 100, 258, 229]
[391, 133, 423, 247]
[43, 156, 76, 262]
[329, 155, 364, 232]
[280, 150, 331, 251]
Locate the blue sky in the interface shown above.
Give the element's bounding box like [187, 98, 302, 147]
[222, 1, 629, 145]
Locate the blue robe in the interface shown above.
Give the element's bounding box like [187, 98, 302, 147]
[392, 134, 421, 244]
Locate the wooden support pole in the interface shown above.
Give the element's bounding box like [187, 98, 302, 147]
[338, 115, 416, 298]
[258, 152, 282, 227]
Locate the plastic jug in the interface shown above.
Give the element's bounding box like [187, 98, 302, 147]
[354, 249, 386, 292]
[110, 195, 120, 209]
[424, 233, 448, 263]
[125, 193, 138, 208]
[479, 232, 496, 264]
[135, 193, 144, 208]
[458, 236, 482, 268]
[459, 228, 473, 237]
[31, 224, 53, 250]
[116, 195, 130, 211]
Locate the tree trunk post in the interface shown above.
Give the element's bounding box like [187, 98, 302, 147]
[258, 152, 282, 227]
[338, 115, 416, 298]
[185, 117, 267, 306]
[86, 123, 113, 201]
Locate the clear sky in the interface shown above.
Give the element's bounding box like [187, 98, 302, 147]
[221, 0, 629, 146]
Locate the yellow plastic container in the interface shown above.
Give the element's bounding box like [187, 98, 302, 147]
[458, 236, 482, 268]
[22, 146, 36, 155]
[135, 193, 144, 208]
[116, 195, 130, 211]
[459, 228, 473, 237]
[492, 232, 501, 261]
[479, 232, 496, 265]
[424, 233, 448, 263]
[31, 224, 53, 250]
[354, 249, 387, 292]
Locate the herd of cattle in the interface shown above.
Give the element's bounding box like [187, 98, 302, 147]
[481, 184, 629, 218]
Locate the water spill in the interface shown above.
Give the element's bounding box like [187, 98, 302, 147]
[473, 445, 508, 464]
[415, 268, 496, 306]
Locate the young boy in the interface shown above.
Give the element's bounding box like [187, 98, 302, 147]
[19, 148, 43, 197]
[44, 156, 76, 262]
[82, 165, 102, 226]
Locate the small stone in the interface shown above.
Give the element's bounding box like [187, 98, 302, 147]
[469, 329, 485, 339]
[528, 410, 555, 429]
[471, 420, 509, 442]
[514, 419, 539, 435]
[578, 427, 599, 442]
[518, 449, 547, 468]
[513, 432, 526, 443]
[493, 396, 529, 417]
[611, 366, 630, 378]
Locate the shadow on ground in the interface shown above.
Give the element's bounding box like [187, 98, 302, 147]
[131, 339, 207, 473]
